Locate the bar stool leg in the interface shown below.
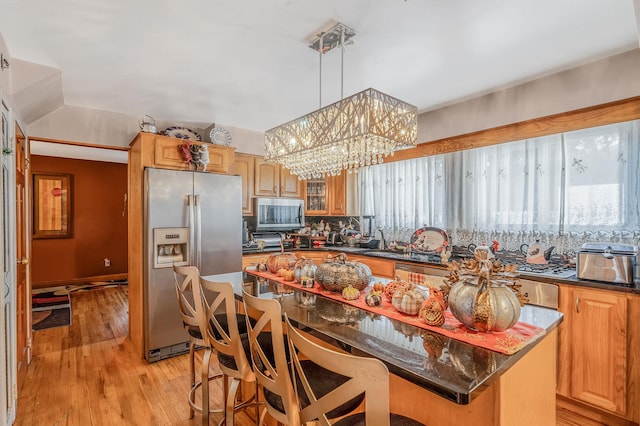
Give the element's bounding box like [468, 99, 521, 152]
[225, 378, 241, 426]
[189, 341, 196, 419]
[201, 347, 213, 426]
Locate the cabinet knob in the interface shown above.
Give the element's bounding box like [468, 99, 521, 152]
[17, 257, 29, 265]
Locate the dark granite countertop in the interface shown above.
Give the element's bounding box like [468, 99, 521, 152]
[203, 270, 563, 405]
[244, 246, 640, 295]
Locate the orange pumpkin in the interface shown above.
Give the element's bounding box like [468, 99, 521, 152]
[267, 253, 298, 274]
[372, 282, 385, 293]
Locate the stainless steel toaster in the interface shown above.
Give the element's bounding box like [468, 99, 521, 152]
[576, 243, 638, 285]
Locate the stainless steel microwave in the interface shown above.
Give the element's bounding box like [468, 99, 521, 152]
[255, 197, 305, 231]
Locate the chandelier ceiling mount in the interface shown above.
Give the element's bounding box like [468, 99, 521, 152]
[264, 22, 417, 180]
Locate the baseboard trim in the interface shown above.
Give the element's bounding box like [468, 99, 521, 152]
[32, 273, 128, 289]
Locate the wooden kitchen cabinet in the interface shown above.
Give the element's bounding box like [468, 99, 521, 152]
[254, 157, 301, 198]
[346, 254, 395, 278]
[151, 134, 235, 173]
[557, 285, 639, 424]
[229, 153, 255, 215]
[328, 173, 347, 215]
[302, 172, 347, 216]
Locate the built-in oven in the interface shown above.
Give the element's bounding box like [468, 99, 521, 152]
[255, 197, 305, 231]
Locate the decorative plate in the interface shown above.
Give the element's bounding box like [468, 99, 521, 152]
[209, 127, 232, 146]
[410, 227, 449, 253]
[162, 126, 201, 141]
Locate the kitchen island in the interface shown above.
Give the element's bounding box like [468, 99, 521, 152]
[207, 269, 563, 426]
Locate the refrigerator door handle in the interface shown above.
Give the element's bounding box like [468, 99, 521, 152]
[195, 194, 202, 270]
[188, 194, 195, 266]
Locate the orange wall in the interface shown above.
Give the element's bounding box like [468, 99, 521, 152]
[31, 156, 128, 285]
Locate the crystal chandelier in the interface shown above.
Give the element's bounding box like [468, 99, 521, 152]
[264, 23, 417, 180]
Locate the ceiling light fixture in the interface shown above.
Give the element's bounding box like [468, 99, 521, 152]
[264, 22, 417, 180]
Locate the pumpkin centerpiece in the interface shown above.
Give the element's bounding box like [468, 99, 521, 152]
[266, 252, 298, 274]
[446, 246, 527, 332]
[315, 253, 372, 292]
[293, 257, 317, 282]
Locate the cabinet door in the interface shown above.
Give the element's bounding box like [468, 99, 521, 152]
[570, 288, 627, 415]
[254, 158, 279, 197]
[304, 179, 329, 215]
[229, 153, 254, 215]
[329, 173, 347, 215]
[280, 167, 301, 198]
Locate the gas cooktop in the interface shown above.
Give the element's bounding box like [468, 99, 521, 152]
[516, 263, 576, 279]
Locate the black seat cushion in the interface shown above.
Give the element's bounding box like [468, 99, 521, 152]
[264, 359, 365, 420]
[186, 325, 202, 340]
[217, 333, 252, 371]
[210, 313, 250, 339]
[334, 412, 424, 426]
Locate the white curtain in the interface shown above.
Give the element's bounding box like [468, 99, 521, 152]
[360, 156, 446, 242]
[360, 120, 640, 251]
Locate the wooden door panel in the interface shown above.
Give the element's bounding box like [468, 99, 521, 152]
[254, 159, 279, 197]
[570, 289, 627, 415]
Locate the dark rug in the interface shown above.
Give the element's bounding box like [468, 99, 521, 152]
[32, 287, 71, 331]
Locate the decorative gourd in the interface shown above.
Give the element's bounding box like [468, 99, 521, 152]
[315, 253, 372, 292]
[341, 285, 360, 301]
[383, 279, 410, 302]
[365, 291, 383, 307]
[391, 284, 428, 316]
[293, 257, 317, 282]
[300, 276, 315, 288]
[419, 289, 447, 326]
[281, 269, 295, 282]
[372, 282, 385, 293]
[255, 260, 268, 272]
[267, 252, 298, 274]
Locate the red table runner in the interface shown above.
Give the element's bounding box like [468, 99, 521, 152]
[248, 270, 546, 355]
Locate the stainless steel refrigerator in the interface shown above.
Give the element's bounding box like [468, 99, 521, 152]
[143, 168, 242, 362]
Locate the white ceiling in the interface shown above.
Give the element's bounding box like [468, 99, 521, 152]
[1, 0, 639, 133]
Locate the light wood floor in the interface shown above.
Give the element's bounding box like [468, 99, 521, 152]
[16, 285, 609, 426]
[16, 285, 257, 426]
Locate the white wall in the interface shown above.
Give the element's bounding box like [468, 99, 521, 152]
[418, 48, 640, 143]
[28, 105, 266, 155]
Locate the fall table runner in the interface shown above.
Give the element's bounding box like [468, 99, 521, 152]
[247, 269, 546, 355]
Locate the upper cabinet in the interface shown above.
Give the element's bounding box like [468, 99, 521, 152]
[303, 173, 347, 216]
[254, 158, 301, 198]
[229, 153, 255, 216]
[131, 133, 235, 174]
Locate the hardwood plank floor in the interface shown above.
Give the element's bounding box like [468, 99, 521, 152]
[16, 284, 610, 426]
[16, 285, 256, 426]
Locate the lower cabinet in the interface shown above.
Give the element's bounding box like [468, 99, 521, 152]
[557, 285, 639, 423]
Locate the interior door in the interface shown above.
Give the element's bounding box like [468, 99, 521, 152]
[15, 122, 29, 371]
[1, 97, 17, 425]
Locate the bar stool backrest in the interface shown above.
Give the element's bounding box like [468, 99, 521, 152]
[284, 315, 392, 426]
[173, 265, 204, 346]
[197, 277, 253, 382]
[242, 290, 300, 426]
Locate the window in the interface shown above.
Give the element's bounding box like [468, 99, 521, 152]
[360, 120, 640, 251]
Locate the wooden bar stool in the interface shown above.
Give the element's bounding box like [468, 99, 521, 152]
[173, 265, 223, 420]
[198, 277, 262, 426]
[284, 315, 424, 426]
[242, 290, 365, 426]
